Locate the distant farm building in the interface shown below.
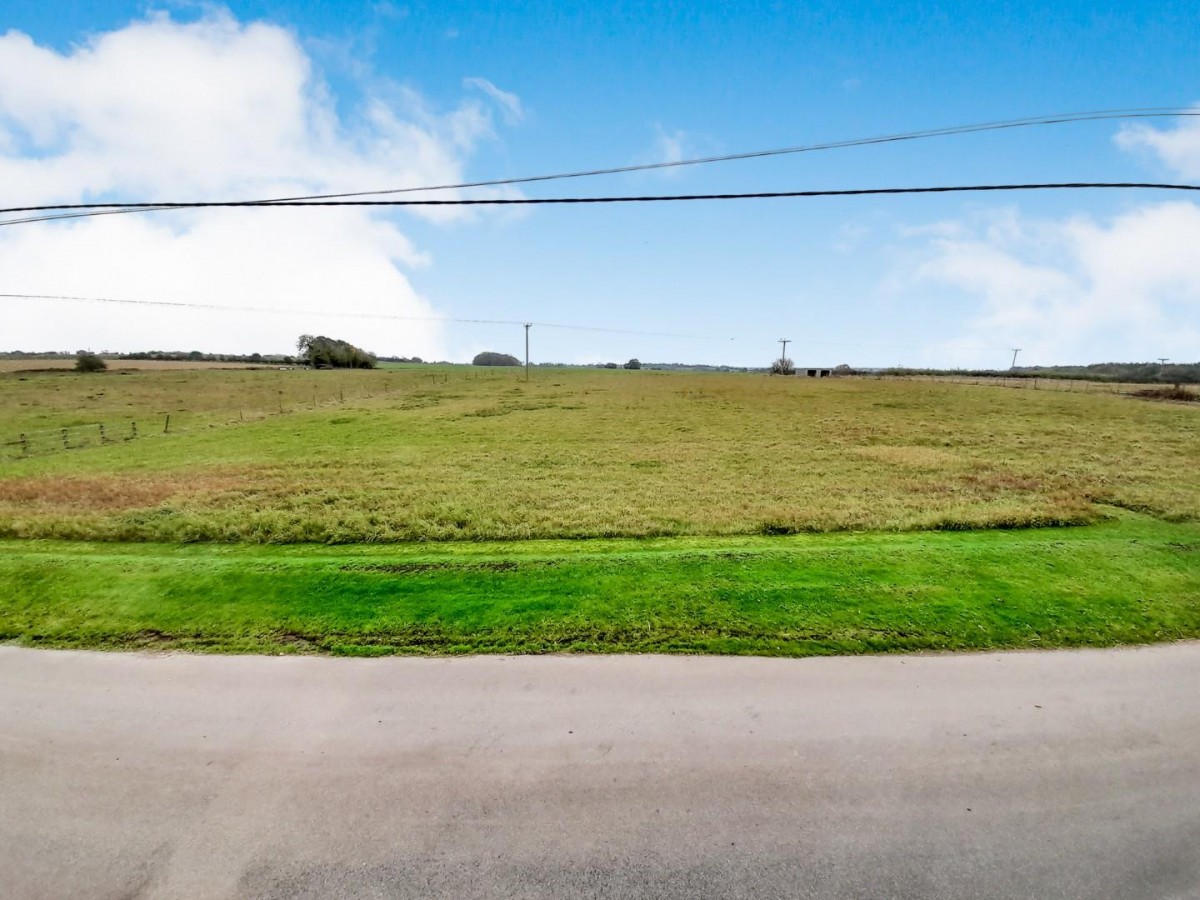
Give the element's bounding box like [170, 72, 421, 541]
[799, 367, 832, 378]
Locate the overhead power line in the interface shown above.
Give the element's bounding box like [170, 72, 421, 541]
[2, 107, 1196, 227]
[0, 292, 967, 353]
[0, 293, 721, 340]
[2, 182, 1198, 226]
[193, 107, 1200, 203]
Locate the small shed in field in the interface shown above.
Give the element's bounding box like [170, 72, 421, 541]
[799, 367, 832, 378]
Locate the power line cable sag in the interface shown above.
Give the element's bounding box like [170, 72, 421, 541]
[2, 183, 1198, 224]
[2, 107, 1196, 227]
[0, 292, 1020, 353]
[0, 293, 723, 341]
[174, 107, 1200, 203]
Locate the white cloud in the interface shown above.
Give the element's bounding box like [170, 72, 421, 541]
[1115, 107, 1200, 179]
[0, 11, 522, 356]
[463, 77, 524, 125]
[833, 220, 872, 253]
[897, 220, 968, 240]
[909, 203, 1200, 365]
[630, 126, 695, 180]
[372, 2, 408, 20]
[891, 113, 1200, 367]
[651, 126, 688, 166]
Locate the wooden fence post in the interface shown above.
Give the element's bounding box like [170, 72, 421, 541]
[163, 414, 170, 434]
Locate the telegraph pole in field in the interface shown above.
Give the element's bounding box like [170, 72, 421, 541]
[524, 323, 532, 382]
[1010, 348, 1021, 369]
[779, 338, 790, 362]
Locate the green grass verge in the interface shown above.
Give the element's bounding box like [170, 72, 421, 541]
[2, 515, 1197, 657]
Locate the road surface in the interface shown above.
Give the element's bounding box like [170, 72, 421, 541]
[2, 644, 1199, 899]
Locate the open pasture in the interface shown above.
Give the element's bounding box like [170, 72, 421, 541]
[1, 365, 1197, 543]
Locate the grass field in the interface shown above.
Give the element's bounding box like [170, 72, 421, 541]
[1, 365, 1197, 655]
[3, 366, 1199, 542]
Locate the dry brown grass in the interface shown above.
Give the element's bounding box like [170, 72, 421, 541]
[0, 470, 255, 512]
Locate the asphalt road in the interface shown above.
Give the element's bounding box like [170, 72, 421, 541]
[2, 644, 1199, 899]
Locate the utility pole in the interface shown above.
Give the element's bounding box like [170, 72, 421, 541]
[1010, 348, 1021, 370]
[1158, 357, 1170, 366]
[779, 338, 790, 362]
[524, 323, 532, 382]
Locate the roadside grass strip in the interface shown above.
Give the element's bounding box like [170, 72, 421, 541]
[2, 515, 1196, 656]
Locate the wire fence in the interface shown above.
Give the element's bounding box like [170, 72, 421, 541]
[891, 374, 1151, 395]
[2, 420, 144, 459]
[0, 378, 439, 461]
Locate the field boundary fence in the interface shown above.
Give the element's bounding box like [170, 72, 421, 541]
[1, 378, 420, 461]
[888, 374, 1151, 396]
[2, 420, 148, 460]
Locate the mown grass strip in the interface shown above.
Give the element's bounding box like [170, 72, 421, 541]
[2, 516, 1197, 657]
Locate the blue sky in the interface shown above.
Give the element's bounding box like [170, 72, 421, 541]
[2, 0, 1199, 366]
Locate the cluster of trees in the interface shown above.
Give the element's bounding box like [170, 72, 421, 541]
[74, 351, 106, 373]
[296, 335, 377, 369]
[472, 351, 521, 366]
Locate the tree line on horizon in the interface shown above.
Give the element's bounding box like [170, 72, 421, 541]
[7, 346, 1193, 384]
[881, 362, 1199, 385]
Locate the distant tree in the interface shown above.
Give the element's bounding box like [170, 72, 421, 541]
[834, 363, 854, 376]
[624, 358, 642, 370]
[74, 351, 107, 373]
[603, 362, 618, 369]
[296, 334, 377, 369]
[472, 351, 521, 367]
[769, 357, 795, 375]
